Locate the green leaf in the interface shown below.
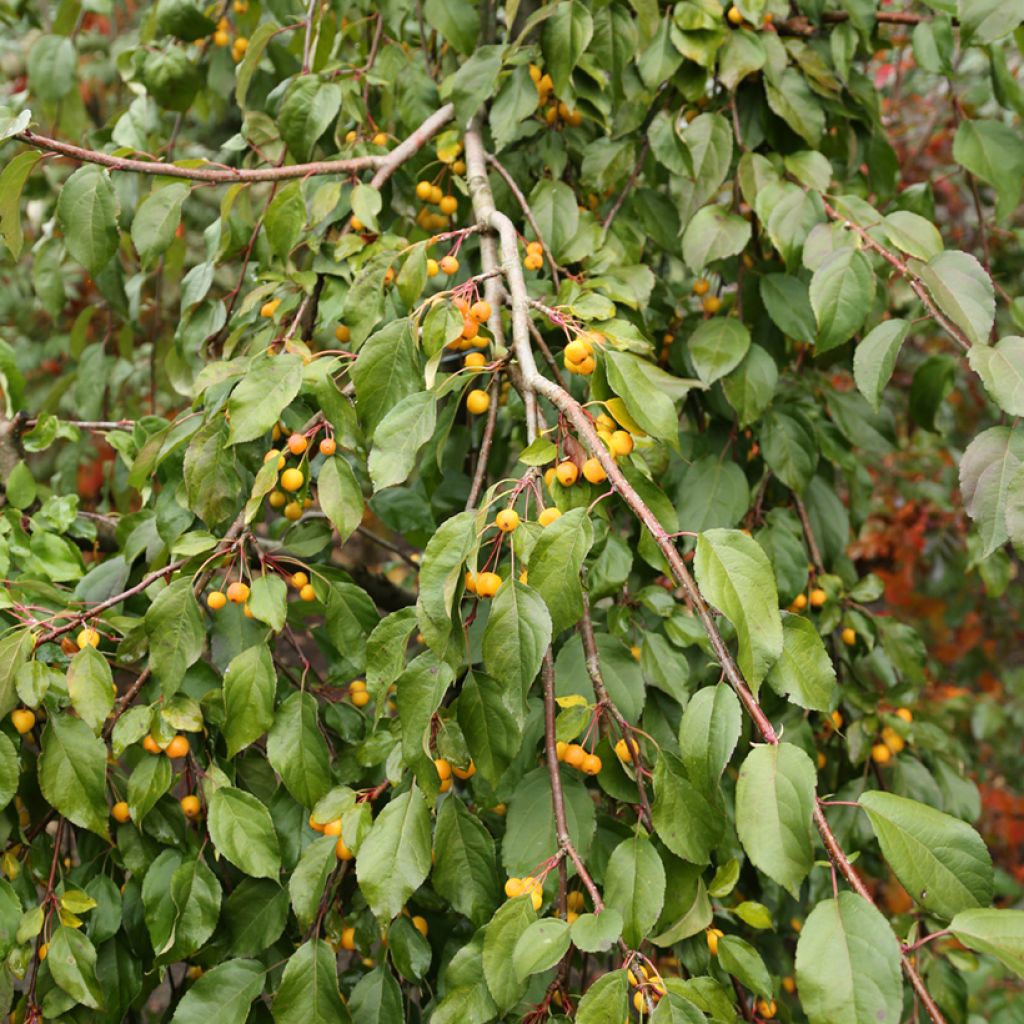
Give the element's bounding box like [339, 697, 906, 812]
[490, 65, 540, 152]
[236, 22, 279, 106]
[442, 45, 503, 126]
[48, 926, 104, 1010]
[576, 969, 628, 1024]
[483, 896, 536, 1010]
[279, 78, 342, 162]
[432, 796, 500, 927]
[688, 317, 751, 386]
[351, 320, 419, 437]
[224, 879, 289, 956]
[417, 510, 476, 653]
[156, 0, 216, 41]
[355, 786, 432, 921]
[605, 350, 688, 443]
[764, 68, 825, 145]
[682, 206, 752, 272]
[208, 787, 282, 880]
[718, 28, 766, 90]
[457, 672, 522, 788]
[528, 508, 594, 632]
[795, 893, 903, 1024]
[170, 959, 265, 1024]
[949, 908, 1024, 979]
[249, 573, 287, 632]
[809, 248, 875, 353]
[603, 836, 665, 947]
[760, 275, 817, 344]
[145, 577, 205, 696]
[953, 119, 1024, 221]
[143, 46, 201, 111]
[127, 753, 172, 823]
[570, 909, 624, 953]
[0, 151, 43, 260]
[722, 343, 779, 429]
[960, 425, 1024, 556]
[132, 183, 189, 265]
[693, 529, 783, 688]
[65, 646, 114, 732]
[56, 166, 120, 276]
[348, 967, 405, 1023]
[717, 935, 772, 999]
[227, 354, 304, 445]
[272, 940, 350, 1024]
[651, 752, 722, 864]
[858, 790, 993, 919]
[0, 733, 18, 813]
[917, 250, 995, 347]
[760, 408, 818, 493]
[883, 211, 943, 261]
[28, 36, 76, 102]
[185, 418, 243, 526]
[289, 836, 337, 930]
[513, 918, 570, 981]
[267, 691, 332, 809]
[265, 182, 306, 260]
[969, 336, 1024, 416]
[854, 319, 910, 411]
[351, 184, 382, 234]
[222, 643, 277, 758]
[541, 1, 594, 94]
[317, 456, 364, 544]
[482, 581, 552, 705]
[39, 714, 109, 839]
[764, 614, 838, 711]
[424, 0, 480, 53]
[503, 767, 595, 875]
[368, 391, 437, 491]
[735, 743, 817, 898]
[677, 683, 741, 792]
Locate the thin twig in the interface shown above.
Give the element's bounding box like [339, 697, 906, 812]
[466, 374, 500, 510]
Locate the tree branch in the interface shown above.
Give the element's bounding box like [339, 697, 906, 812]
[12, 104, 453, 184]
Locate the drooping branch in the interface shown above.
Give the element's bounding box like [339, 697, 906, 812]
[12, 103, 454, 184]
[466, 119, 948, 1024]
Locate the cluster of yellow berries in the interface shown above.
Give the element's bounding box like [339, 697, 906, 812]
[555, 742, 602, 776]
[209, 16, 248, 61]
[77, 627, 101, 649]
[434, 757, 476, 792]
[871, 707, 913, 764]
[143, 733, 190, 758]
[263, 428, 336, 521]
[565, 889, 585, 924]
[788, 587, 827, 613]
[309, 814, 355, 859]
[523, 239, 544, 271]
[692, 278, 722, 314]
[504, 875, 544, 910]
[563, 331, 601, 376]
[206, 579, 250, 613]
[530, 65, 583, 127]
[464, 570, 502, 598]
[415, 180, 459, 232]
[348, 679, 369, 708]
[344, 128, 390, 148]
[446, 297, 493, 352]
[111, 794, 201, 824]
[628, 963, 668, 1014]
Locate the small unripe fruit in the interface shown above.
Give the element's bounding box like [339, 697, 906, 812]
[260, 298, 281, 318]
[12, 709, 35, 734]
[692, 278, 710, 296]
[464, 352, 486, 368]
[335, 324, 350, 343]
[702, 295, 722, 314]
[555, 740, 569, 760]
[426, 258, 440, 276]
[412, 915, 428, 937]
[166, 735, 189, 759]
[452, 760, 476, 780]
[284, 501, 303, 520]
[466, 389, 490, 415]
[213, 28, 230, 46]
[372, 132, 388, 146]
[727, 5, 744, 24]
[207, 591, 227, 610]
[351, 690, 370, 707]
[287, 433, 307, 455]
[470, 300, 491, 322]
[757, 999, 776, 1020]
[181, 795, 201, 819]
[429, 184, 443, 205]
[581, 753, 602, 775]
[464, 572, 477, 594]
[841, 627, 856, 646]
[320, 438, 337, 456]
[269, 490, 286, 509]
[614, 737, 639, 762]
[299, 584, 316, 602]
[291, 571, 309, 589]
[895, 707, 913, 723]
[495, 509, 520, 533]
[564, 339, 592, 364]
[439, 195, 458, 215]
[881, 726, 905, 753]
[434, 758, 452, 781]
[416, 181, 433, 200]
[505, 877, 524, 899]
[336, 836, 354, 860]
[538, 507, 561, 527]
[791, 593, 808, 611]
[871, 742, 893, 764]
[582, 458, 606, 484]
[280, 468, 304, 492]
[309, 815, 325, 832]
[475, 572, 502, 598]
[323, 819, 342, 836]
[706, 927, 724, 955]
[350, 679, 366, 692]
[340, 926, 356, 950]
[38, 943, 48, 961]
[77, 628, 100, 649]
[438, 776, 452, 792]
[264, 448, 285, 468]
[809, 588, 827, 607]
[143, 735, 161, 754]
[555, 461, 578, 486]
[227, 582, 250, 604]
[112, 801, 131, 823]
[440, 255, 459, 275]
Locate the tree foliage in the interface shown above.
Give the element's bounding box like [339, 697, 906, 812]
[0, 1, 1022, 1022]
